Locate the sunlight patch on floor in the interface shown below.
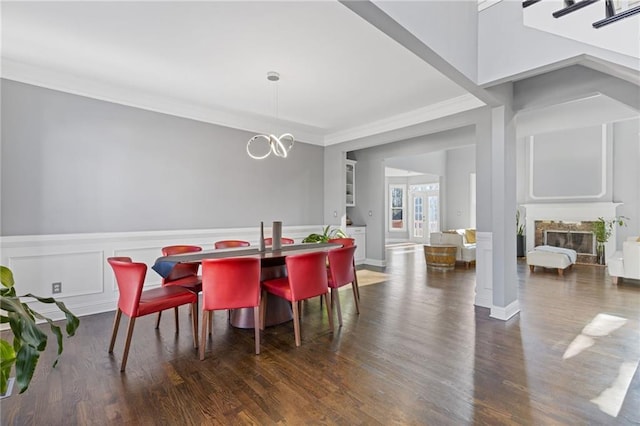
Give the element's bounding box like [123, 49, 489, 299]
[561, 313, 636, 418]
[563, 334, 595, 360]
[582, 313, 627, 337]
[563, 313, 627, 359]
[591, 361, 639, 417]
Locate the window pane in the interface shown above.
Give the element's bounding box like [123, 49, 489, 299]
[392, 188, 403, 207]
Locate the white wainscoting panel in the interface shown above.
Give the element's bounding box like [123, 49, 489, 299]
[474, 231, 493, 309]
[8, 251, 104, 298]
[1, 225, 326, 323]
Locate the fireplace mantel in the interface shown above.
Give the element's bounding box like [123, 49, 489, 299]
[522, 202, 622, 260]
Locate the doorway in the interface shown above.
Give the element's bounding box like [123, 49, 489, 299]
[409, 184, 440, 244]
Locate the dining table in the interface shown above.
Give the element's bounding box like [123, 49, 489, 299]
[152, 242, 340, 328]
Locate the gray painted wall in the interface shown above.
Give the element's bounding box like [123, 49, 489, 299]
[385, 150, 446, 175]
[445, 145, 476, 230]
[516, 119, 640, 247]
[525, 125, 612, 202]
[612, 119, 640, 244]
[374, 0, 479, 82]
[1, 80, 325, 235]
[348, 126, 476, 261]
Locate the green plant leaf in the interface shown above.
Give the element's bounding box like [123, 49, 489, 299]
[2, 298, 47, 350]
[17, 313, 48, 352]
[0, 339, 16, 395]
[22, 294, 80, 337]
[302, 233, 326, 243]
[29, 309, 64, 357]
[15, 344, 39, 394]
[0, 265, 80, 396]
[0, 266, 15, 289]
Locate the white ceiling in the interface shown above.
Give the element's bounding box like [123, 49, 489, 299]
[1, 1, 484, 146]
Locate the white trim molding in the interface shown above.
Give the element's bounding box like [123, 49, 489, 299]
[0, 225, 321, 324]
[491, 300, 520, 321]
[528, 124, 607, 200]
[364, 258, 386, 268]
[474, 231, 493, 309]
[1, 224, 380, 325]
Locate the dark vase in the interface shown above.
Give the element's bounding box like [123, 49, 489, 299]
[596, 242, 606, 265]
[516, 235, 525, 257]
[259, 221, 265, 252]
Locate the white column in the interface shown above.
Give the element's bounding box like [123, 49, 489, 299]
[474, 86, 520, 320]
[489, 104, 519, 320]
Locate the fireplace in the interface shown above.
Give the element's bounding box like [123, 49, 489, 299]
[536, 221, 599, 264]
[523, 203, 622, 266]
[544, 230, 595, 255]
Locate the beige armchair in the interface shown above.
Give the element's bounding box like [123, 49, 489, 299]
[607, 236, 640, 284]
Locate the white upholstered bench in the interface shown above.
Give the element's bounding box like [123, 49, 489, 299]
[527, 246, 577, 277]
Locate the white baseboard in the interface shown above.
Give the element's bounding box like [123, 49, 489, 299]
[490, 300, 521, 321]
[364, 258, 386, 268]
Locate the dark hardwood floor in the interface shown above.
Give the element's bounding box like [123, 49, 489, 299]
[2, 244, 639, 425]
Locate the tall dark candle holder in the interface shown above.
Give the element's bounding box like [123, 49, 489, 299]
[259, 221, 265, 252]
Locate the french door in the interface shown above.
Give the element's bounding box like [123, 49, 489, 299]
[410, 189, 439, 244]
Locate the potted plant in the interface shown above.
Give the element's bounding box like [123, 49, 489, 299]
[302, 225, 348, 243]
[1, 265, 80, 396]
[516, 210, 526, 257]
[592, 216, 629, 265]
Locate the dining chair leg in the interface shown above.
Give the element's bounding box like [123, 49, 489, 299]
[332, 288, 343, 327]
[259, 290, 268, 331]
[292, 300, 301, 347]
[351, 281, 360, 314]
[109, 308, 122, 353]
[253, 306, 260, 355]
[323, 292, 334, 332]
[199, 310, 208, 361]
[174, 307, 179, 332]
[352, 260, 360, 300]
[191, 302, 198, 349]
[208, 309, 213, 336]
[155, 311, 162, 329]
[120, 316, 136, 372]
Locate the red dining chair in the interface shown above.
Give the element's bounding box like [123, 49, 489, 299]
[327, 245, 359, 326]
[200, 257, 262, 360]
[264, 237, 295, 246]
[156, 245, 203, 329]
[107, 257, 198, 371]
[328, 237, 359, 300]
[214, 240, 250, 249]
[261, 250, 333, 346]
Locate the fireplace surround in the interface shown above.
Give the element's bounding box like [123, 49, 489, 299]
[522, 203, 622, 265]
[537, 222, 597, 264]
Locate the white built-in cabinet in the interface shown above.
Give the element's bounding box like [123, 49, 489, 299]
[347, 226, 366, 264]
[346, 159, 356, 207]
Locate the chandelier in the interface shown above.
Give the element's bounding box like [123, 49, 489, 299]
[246, 71, 295, 160]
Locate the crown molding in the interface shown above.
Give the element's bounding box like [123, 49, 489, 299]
[1, 59, 327, 145]
[2, 59, 485, 148]
[323, 94, 485, 146]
